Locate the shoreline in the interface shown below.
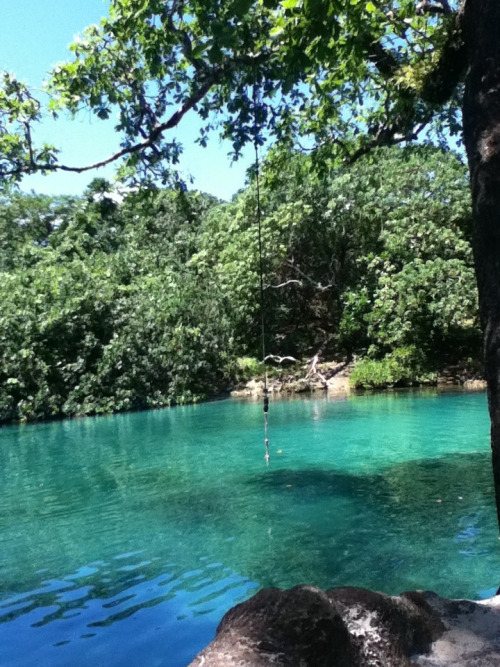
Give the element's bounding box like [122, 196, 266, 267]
[231, 360, 487, 399]
[0, 363, 486, 428]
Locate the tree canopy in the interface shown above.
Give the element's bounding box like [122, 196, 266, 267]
[0, 146, 477, 423]
[1, 0, 464, 185]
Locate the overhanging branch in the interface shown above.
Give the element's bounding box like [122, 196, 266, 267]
[347, 116, 431, 164]
[1, 77, 215, 177]
[416, 0, 452, 16]
[345, 5, 465, 164]
[420, 9, 466, 105]
[0, 49, 273, 180]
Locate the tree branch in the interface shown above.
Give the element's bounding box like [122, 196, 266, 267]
[0, 77, 215, 177]
[284, 260, 334, 292]
[267, 279, 302, 289]
[345, 6, 465, 165]
[347, 116, 430, 164]
[420, 9, 466, 105]
[265, 354, 298, 364]
[0, 48, 274, 180]
[305, 353, 328, 387]
[416, 0, 452, 16]
[367, 41, 400, 79]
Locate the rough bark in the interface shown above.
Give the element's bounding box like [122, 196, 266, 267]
[462, 0, 500, 530]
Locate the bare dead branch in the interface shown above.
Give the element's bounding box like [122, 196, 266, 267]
[285, 261, 334, 292]
[265, 354, 299, 364]
[267, 279, 302, 289]
[305, 354, 328, 386]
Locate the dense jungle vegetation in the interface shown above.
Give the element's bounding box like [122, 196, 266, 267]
[0, 145, 480, 424]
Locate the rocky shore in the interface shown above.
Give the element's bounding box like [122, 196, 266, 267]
[231, 360, 486, 399]
[190, 585, 500, 666]
[231, 361, 354, 398]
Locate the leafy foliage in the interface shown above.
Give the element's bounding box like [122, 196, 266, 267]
[0, 0, 463, 184]
[0, 187, 235, 423]
[0, 145, 479, 422]
[0, 190, 79, 270]
[337, 145, 478, 360]
[193, 145, 477, 366]
[350, 347, 437, 389]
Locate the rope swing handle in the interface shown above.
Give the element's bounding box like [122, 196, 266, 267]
[253, 82, 270, 463]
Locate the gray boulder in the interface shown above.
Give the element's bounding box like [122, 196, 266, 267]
[190, 585, 500, 666]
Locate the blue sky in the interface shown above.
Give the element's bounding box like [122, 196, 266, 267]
[0, 0, 252, 199]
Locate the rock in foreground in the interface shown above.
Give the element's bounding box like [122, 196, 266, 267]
[190, 585, 500, 666]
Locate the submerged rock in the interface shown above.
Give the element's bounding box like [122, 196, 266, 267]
[189, 585, 500, 666]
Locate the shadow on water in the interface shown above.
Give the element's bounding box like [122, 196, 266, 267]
[1, 450, 498, 601]
[242, 451, 499, 597]
[248, 451, 495, 514]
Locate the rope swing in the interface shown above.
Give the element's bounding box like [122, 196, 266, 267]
[253, 83, 270, 463]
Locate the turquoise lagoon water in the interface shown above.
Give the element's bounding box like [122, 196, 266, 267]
[0, 389, 498, 666]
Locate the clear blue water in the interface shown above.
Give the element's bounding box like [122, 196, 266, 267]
[0, 389, 498, 666]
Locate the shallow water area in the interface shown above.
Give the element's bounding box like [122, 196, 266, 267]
[0, 389, 498, 666]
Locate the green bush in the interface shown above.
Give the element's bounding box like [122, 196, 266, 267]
[235, 357, 265, 381]
[0, 189, 237, 424]
[350, 347, 437, 389]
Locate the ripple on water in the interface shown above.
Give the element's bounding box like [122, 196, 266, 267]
[0, 555, 258, 667]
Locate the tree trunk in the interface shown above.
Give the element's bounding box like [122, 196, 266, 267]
[462, 0, 500, 529]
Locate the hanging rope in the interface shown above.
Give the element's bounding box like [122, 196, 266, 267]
[253, 83, 270, 463]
